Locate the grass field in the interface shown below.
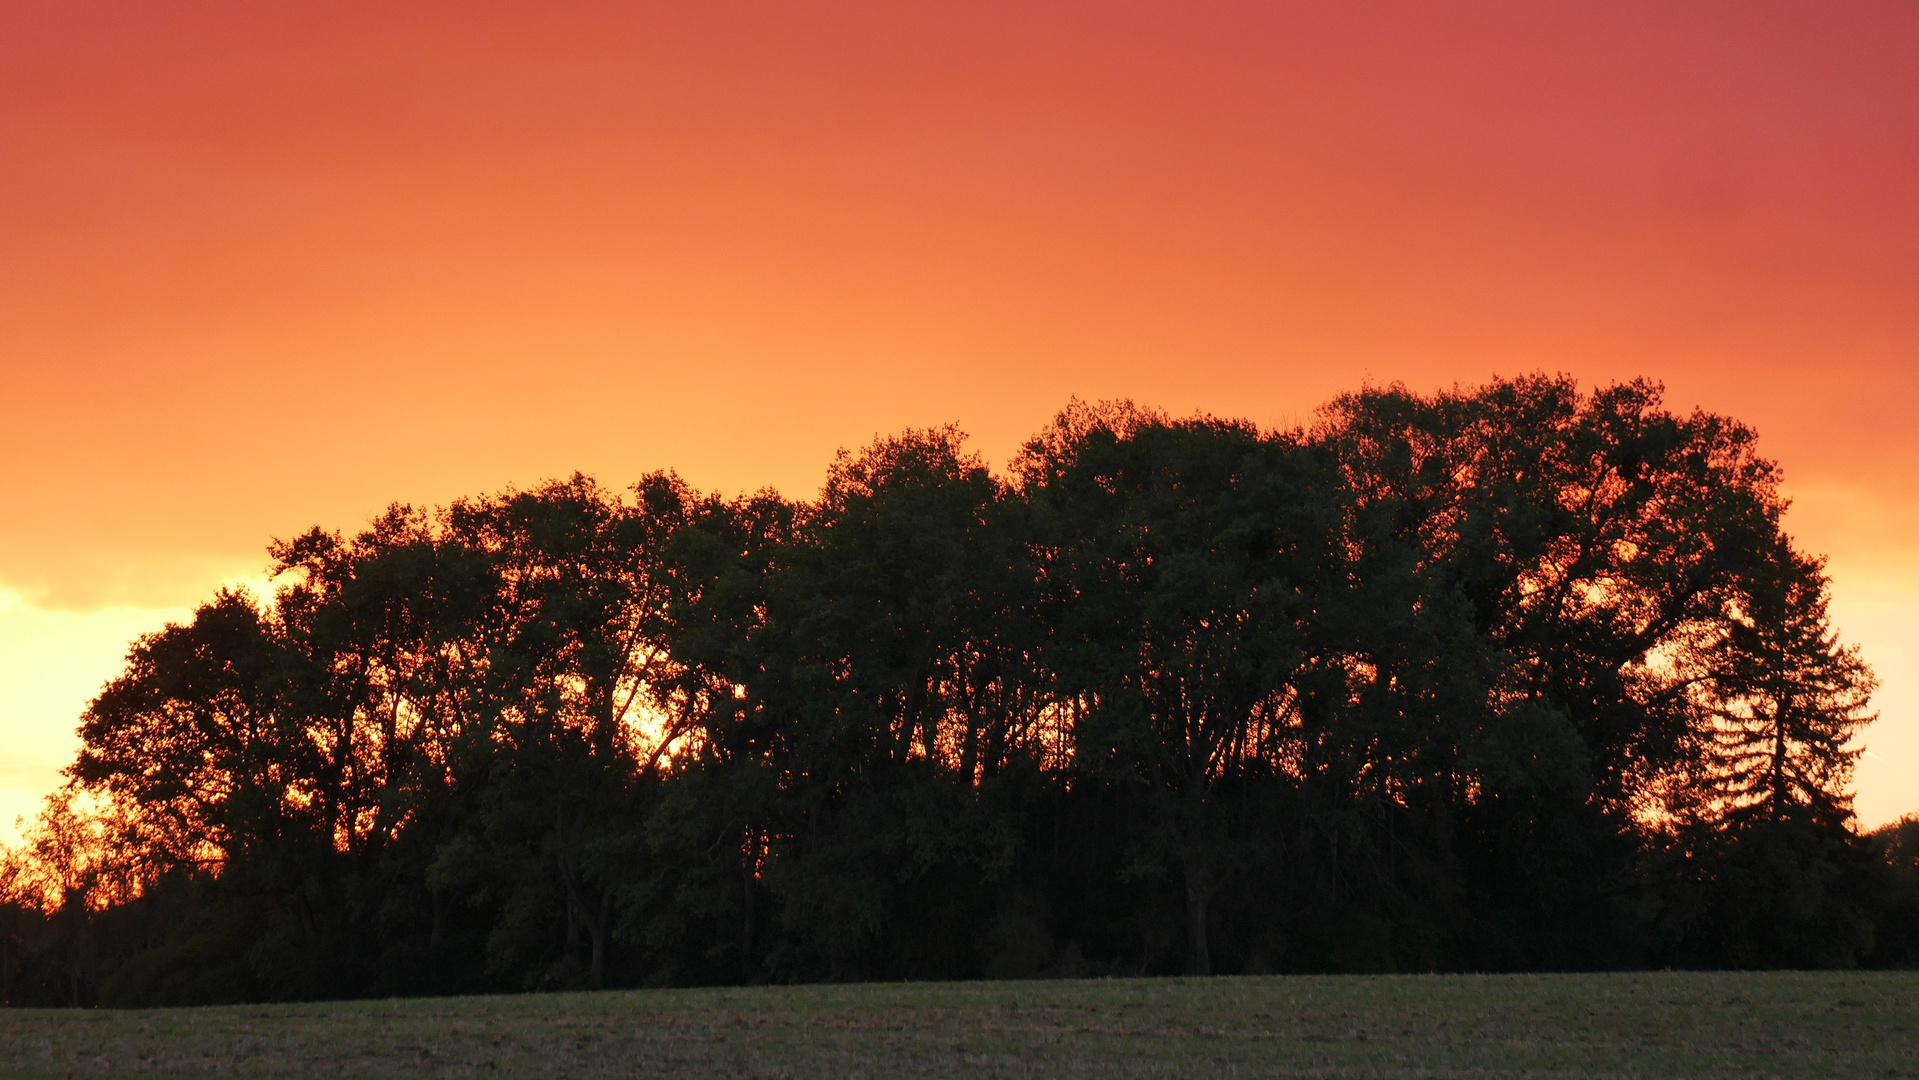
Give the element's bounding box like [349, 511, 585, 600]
[2, 971, 1915, 1079]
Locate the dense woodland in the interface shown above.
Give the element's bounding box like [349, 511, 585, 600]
[5, 375, 1917, 1007]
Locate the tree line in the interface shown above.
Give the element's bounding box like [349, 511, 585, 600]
[4, 375, 1916, 1006]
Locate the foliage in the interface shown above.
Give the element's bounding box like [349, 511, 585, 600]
[2, 376, 1902, 1006]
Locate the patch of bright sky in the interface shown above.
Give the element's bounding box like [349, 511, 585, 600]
[0, 582, 280, 848]
[1786, 480, 1919, 829]
[0, 592, 179, 846]
[1822, 572, 1917, 830]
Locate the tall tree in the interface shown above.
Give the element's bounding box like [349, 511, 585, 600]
[73, 589, 300, 871]
[1021, 403, 1338, 974]
[1706, 550, 1874, 827]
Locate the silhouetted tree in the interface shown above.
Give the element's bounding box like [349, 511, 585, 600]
[13, 376, 1892, 1004]
[1705, 550, 1874, 827]
[1020, 404, 1340, 974]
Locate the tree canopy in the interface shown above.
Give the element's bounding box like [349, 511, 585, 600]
[3, 376, 1908, 1006]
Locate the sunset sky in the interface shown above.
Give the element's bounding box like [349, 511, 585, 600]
[3, 1, 1917, 841]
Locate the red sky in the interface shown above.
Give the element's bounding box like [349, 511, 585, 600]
[3, 1, 1916, 832]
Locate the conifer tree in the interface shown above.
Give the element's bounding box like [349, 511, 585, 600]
[1708, 551, 1875, 827]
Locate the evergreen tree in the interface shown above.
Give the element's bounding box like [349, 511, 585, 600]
[1707, 550, 1874, 827]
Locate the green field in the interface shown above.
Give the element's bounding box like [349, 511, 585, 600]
[2, 971, 1915, 1079]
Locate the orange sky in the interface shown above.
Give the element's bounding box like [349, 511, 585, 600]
[3, 1, 1917, 837]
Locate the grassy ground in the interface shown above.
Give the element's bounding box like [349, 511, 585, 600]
[1, 971, 1914, 1079]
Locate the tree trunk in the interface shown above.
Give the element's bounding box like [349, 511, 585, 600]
[1183, 856, 1211, 976]
[565, 891, 582, 955]
[588, 891, 609, 990]
[741, 827, 758, 981]
[1772, 698, 1791, 820]
[429, 888, 446, 952]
